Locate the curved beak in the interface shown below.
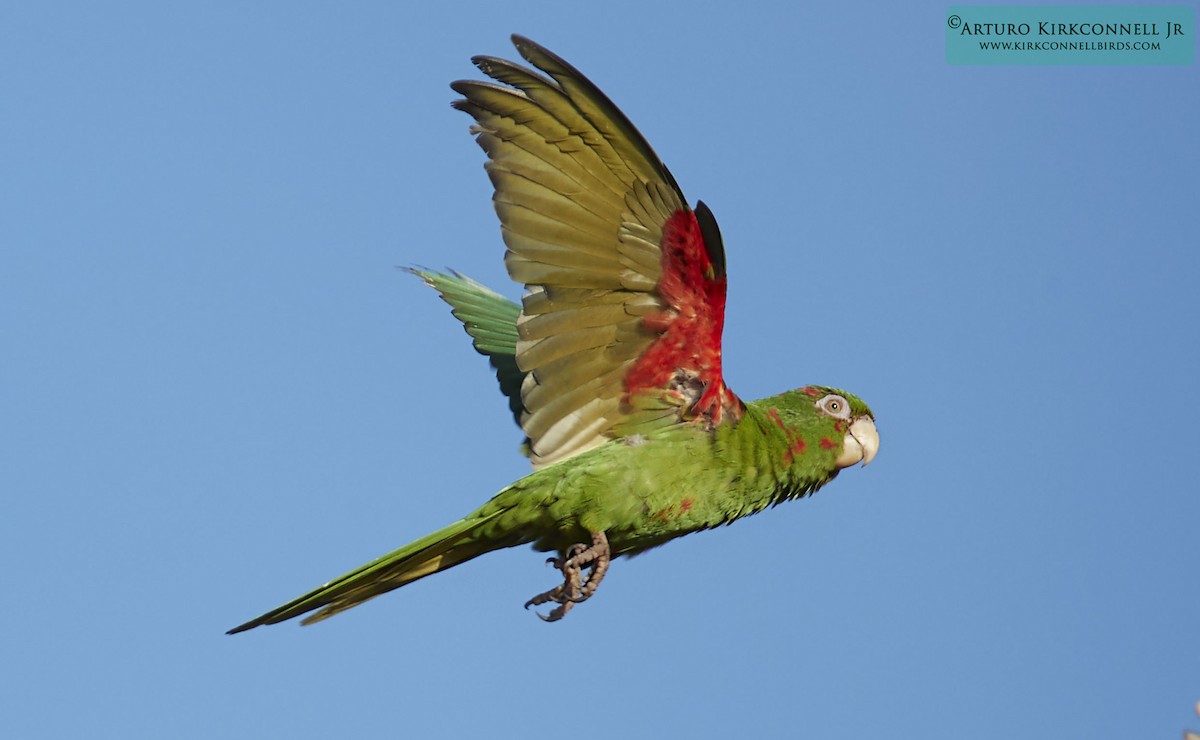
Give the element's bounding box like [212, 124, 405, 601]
[834, 417, 880, 469]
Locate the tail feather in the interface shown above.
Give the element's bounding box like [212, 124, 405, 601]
[227, 511, 504, 633]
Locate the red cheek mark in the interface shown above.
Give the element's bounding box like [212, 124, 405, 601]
[767, 408, 785, 430]
[834, 420, 845, 433]
[778, 418, 808, 467]
[820, 437, 835, 450]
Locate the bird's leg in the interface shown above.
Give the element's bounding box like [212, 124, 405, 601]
[571, 532, 610, 602]
[524, 531, 610, 622]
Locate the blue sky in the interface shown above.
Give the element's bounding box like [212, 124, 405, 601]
[3, 2, 1197, 738]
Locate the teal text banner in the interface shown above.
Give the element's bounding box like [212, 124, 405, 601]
[946, 6, 1194, 65]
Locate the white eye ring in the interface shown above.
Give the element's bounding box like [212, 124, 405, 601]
[816, 394, 851, 421]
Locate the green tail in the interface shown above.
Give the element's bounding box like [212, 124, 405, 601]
[227, 510, 504, 633]
[229, 271, 528, 634]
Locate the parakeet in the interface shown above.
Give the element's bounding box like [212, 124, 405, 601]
[228, 35, 878, 632]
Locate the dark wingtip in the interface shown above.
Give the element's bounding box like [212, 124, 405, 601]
[468, 55, 502, 76]
[509, 34, 568, 74]
[694, 200, 727, 278]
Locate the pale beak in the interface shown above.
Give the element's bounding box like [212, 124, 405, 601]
[834, 417, 880, 469]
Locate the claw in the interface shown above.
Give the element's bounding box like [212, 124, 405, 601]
[534, 601, 575, 622]
[523, 531, 610, 622]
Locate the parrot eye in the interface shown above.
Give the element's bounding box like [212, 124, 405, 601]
[816, 394, 851, 420]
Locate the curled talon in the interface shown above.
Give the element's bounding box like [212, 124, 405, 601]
[522, 531, 610, 621]
[535, 601, 575, 622]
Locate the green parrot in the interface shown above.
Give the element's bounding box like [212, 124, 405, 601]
[228, 35, 878, 632]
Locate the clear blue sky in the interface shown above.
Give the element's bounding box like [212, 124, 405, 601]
[3, 3, 1197, 738]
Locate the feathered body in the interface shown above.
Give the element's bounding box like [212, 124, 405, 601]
[229, 36, 877, 633]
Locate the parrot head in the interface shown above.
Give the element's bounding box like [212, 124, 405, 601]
[758, 386, 879, 470]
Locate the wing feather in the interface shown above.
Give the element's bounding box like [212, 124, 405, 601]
[453, 36, 739, 467]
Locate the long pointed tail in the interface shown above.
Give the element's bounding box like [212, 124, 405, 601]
[228, 511, 505, 633]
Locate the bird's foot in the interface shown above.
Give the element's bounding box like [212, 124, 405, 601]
[523, 531, 610, 622]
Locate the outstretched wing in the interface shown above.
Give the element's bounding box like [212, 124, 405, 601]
[453, 35, 742, 468]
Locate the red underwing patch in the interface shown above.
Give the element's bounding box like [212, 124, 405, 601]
[624, 209, 741, 424]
